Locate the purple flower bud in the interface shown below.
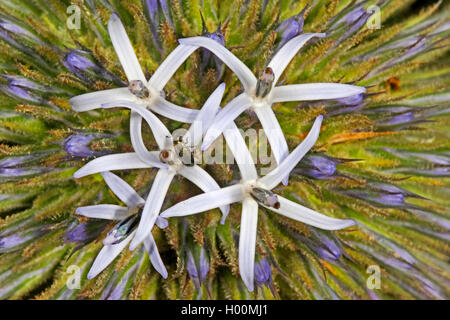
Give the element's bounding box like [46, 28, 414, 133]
[415, 275, 445, 299]
[64, 224, 88, 244]
[275, 4, 308, 50]
[102, 262, 139, 300]
[338, 181, 424, 208]
[0, 234, 27, 250]
[143, 0, 173, 50]
[377, 112, 415, 127]
[0, 154, 46, 178]
[386, 166, 450, 177]
[295, 155, 337, 180]
[145, 0, 159, 25]
[254, 257, 277, 296]
[371, 183, 424, 199]
[0, 155, 32, 168]
[330, 0, 388, 45]
[329, 4, 369, 42]
[365, 191, 404, 206]
[0, 83, 40, 103]
[200, 14, 225, 76]
[158, 0, 173, 27]
[65, 51, 96, 71]
[63, 50, 123, 85]
[0, 167, 43, 177]
[382, 148, 450, 166]
[254, 258, 272, 284]
[315, 235, 342, 262]
[0, 226, 46, 253]
[294, 154, 359, 180]
[186, 246, 210, 290]
[346, 7, 367, 24]
[0, 17, 41, 43]
[1, 75, 62, 103]
[63, 219, 109, 248]
[411, 153, 449, 166]
[63, 133, 111, 158]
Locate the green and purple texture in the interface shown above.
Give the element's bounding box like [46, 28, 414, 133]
[0, 0, 449, 299]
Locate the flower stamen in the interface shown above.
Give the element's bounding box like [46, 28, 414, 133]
[250, 187, 280, 209]
[103, 214, 139, 246]
[255, 67, 275, 98]
[128, 80, 150, 99]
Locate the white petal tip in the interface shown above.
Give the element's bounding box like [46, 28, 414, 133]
[245, 283, 254, 292]
[178, 38, 190, 45]
[329, 219, 356, 230]
[345, 219, 356, 228]
[282, 177, 289, 186]
[68, 97, 77, 108]
[220, 214, 228, 225]
[73, 171, 82, 179]
[156, 217, 169, 229]
[108, 12, 120, 24]
[87, 273, 95, 280]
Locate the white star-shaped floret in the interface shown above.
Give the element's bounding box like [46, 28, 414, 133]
[178, 34, 366, 185]
[69, 13, 200, 166]
[74, 83, 249, 252]
[159, 115, 355, 291]
[76, 171, 168, 279]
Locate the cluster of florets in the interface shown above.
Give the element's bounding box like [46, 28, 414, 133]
[70, 13, 364, 292]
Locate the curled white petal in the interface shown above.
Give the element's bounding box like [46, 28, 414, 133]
[253, 105, 290, 185]
[87, 231, 135, 279]
[179, 37, 257, 92]
[129, 111, 158, 165]
[267, 195, 355, 230]
[238, 198, 258, 292]
[75, 204, 129, 220]
[260, 115, 323, 189]
[69, 88, 133, 112]
[74, 152, 165, 178]
[268, 33, 325, 84]
[201, 93, 253, 150]
[129, 169, 175, 250]
[185, 83, 225, 147]
[155, 217, 168, 229]
[271, 83, 366, 103]
[178, 165, 230, 223]
[108, 13, 146, 83]
[223, 122, 258, 181]
[101, 171, 144, 207]
[143, 233, 168, 279]
[148, 44, 198, 91]
[102, 101, 171, 150]
[151, 98, 199, 123]
[160, 184, 244, 219]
